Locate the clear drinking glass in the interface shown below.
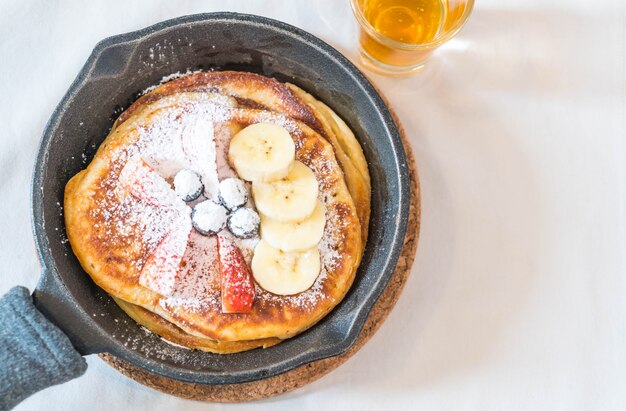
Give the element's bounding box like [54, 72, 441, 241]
[350, 0, 474, 75]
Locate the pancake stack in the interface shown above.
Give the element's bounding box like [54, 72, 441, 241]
[65, 71, 370, 353]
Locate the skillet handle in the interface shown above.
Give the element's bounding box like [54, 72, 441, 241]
[0, 286, 87, 410]
[32, 267, 109, 355]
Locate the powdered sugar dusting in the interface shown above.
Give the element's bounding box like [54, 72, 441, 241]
[90, 76, 350, 328]
[160, 232, 220, 311]
[104, 157, 191, 273]
[214, 123, 238, 179]
[180, 115, 219, 200]
[138, 225, 191, 296]
[92, 96, 232, 273]
[141, 69, 202, 95]
[135, 96, 230, 201]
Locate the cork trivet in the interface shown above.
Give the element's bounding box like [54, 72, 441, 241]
[100, 104, 421, 402]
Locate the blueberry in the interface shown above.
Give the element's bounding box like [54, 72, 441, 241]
[174, 169, 203, 202]
[192, 200, 228, 236]
[218, 178, 248, 211]
[227, 207, 260, 239]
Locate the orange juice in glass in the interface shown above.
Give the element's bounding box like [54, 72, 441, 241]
[351, 0, 474, 75]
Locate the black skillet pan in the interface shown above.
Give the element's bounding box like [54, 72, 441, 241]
[30, 12, 410, 385]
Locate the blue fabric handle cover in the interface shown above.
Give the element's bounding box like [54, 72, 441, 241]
[0, 286, 87, 410]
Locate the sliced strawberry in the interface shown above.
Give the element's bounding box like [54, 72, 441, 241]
[117, 156, 179, 207]
[217, 235, 255, 313]
[139, 224, 191, 296]
[119, 156, 193, 296]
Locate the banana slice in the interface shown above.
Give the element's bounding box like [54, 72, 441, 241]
[260, 200, 326, 252]
[252, 161, 318, 223]
[228, 122, 295, 182]
[251, 240, 321, 295]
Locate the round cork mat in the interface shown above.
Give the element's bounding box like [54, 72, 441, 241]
[99, 106, 421, 402]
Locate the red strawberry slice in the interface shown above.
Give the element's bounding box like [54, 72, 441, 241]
[118, 156, 179, 208]
[119, 156, 192, 296]
[217, 235, 255, 313]
[139, 225, 191, 296]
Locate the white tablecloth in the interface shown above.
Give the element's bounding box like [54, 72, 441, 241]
[1, 0, 624, 410]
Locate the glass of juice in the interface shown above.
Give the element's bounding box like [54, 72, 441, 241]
[350, 0, 474, 75]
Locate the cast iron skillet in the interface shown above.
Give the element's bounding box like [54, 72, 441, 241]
[31, 12, 410, 385]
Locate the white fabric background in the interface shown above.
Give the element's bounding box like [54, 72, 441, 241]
[1, 0, 624, 410]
